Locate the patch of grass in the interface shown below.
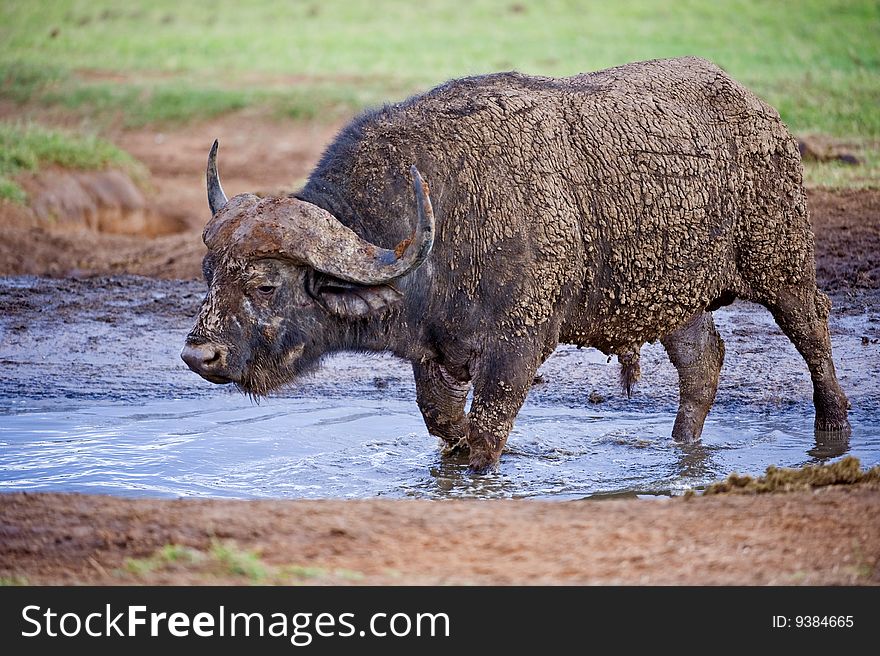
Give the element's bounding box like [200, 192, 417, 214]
[41, 82, 256, 128]
[0, 575, 29, 586]
[802, 140, 880, 189]
[0, 177, 27, 203]
[123, 558, 157, 577]
[703, 456, 880, 495]
[0, 121, 144, 202]
[40, 81, 379, 127]
[0, 60, 66, 102]
[2, 1, 877, 188]
[209, 540, 268, 582]
[119, 540, 366, 584]
[278, 564, 366, 582]
[122, 544, 203, 576]
[156, 543, 202, 563]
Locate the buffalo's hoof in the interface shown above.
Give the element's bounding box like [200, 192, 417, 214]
[815, 415, 852, 435]
[467, 451, 500, 474]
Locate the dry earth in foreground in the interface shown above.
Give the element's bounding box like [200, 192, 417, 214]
[2, 484, 879, 585]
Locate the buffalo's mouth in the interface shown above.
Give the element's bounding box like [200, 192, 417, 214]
[201, 372, 235, 385]
[182, 340, 309, 394]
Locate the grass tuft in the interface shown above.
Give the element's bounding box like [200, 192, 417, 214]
[0, 121, 143, 201]
[702, 456, 880, 495]
[118, 540, 366, 584]
[209, 540, 268, 582]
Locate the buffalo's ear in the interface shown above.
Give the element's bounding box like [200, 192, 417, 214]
[307, 271, 403, 319]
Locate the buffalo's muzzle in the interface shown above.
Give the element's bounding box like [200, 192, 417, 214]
[180, 342, 233, 384]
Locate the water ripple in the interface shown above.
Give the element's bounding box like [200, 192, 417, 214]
[0, 396, 878, 499]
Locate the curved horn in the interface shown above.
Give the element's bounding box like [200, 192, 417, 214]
[204, 165, 435, 286]
[206, 139, 228, 215]
[310, 165, 434, 285]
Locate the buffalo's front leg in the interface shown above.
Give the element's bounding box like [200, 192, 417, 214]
[466, 355, 538, 473]
[413, 361, 471, 455]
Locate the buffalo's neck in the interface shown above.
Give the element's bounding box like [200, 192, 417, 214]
[330, 311, 421, 362]
[296, 175, 430, 362]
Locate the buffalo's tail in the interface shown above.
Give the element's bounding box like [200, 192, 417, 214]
[618, 349, 641, 399]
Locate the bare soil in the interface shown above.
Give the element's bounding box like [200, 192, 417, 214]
[1, 114, 879, 585]
[0, 112, 341, 279]
[2, 485, 878, 585]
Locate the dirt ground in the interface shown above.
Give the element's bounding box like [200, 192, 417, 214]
[1, 114, 879, 585]
[2, 485, 878, 585]
[0, 112, 340, 279]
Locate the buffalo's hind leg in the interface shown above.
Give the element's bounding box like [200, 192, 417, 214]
[661, 311, 725, 442]
[761, 287, 850, 433]
[413, 361, 471, 455]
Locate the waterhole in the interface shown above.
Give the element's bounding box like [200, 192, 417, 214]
[1, 277, 878, 499]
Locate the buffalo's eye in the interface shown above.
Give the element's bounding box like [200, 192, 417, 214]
[256, 284, 277, 296]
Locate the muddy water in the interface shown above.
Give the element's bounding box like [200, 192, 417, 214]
[1, 276, 879, 499]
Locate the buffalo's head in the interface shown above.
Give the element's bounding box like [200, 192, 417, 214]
[181, 140, 434, 395]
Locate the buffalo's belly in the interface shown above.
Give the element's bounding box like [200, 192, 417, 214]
[562, 241, 737, 354]
[564, 294, 709, 355]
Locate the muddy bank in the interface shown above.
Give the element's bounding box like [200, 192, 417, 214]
[811, 188, 880, 294]
[0, 115, 341, 279]
[1, 484, 878, 585]
[2, 186, 879, 287]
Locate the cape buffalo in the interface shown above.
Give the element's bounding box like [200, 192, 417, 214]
[181, 56, 850, 472]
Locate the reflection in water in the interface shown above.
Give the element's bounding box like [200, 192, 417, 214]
[674, 442, 714, 481]
[425, 453, 521, 498]
[0, 396, 876, 500]
[808, 431, 852, 461]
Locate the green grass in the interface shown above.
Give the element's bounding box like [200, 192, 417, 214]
[121, 541, 365, 584]
[1, 0, 877, 136]
[0, 121, 143, 201]
[208, 541, 269, 581]
[1, 1, 877, 187]
[802, 142, 880, 189]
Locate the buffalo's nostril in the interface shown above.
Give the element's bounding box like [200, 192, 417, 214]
[180, 342, 229, 382]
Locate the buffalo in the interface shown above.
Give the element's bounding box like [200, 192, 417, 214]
[182, 57, 849, 472]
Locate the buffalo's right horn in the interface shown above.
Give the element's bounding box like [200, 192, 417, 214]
[202, 165, 435, 286]
[206, 139, 228, 215]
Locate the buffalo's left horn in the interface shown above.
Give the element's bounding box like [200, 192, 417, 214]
[202, 164, 435, 286]
[207, 139, 228, 215]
